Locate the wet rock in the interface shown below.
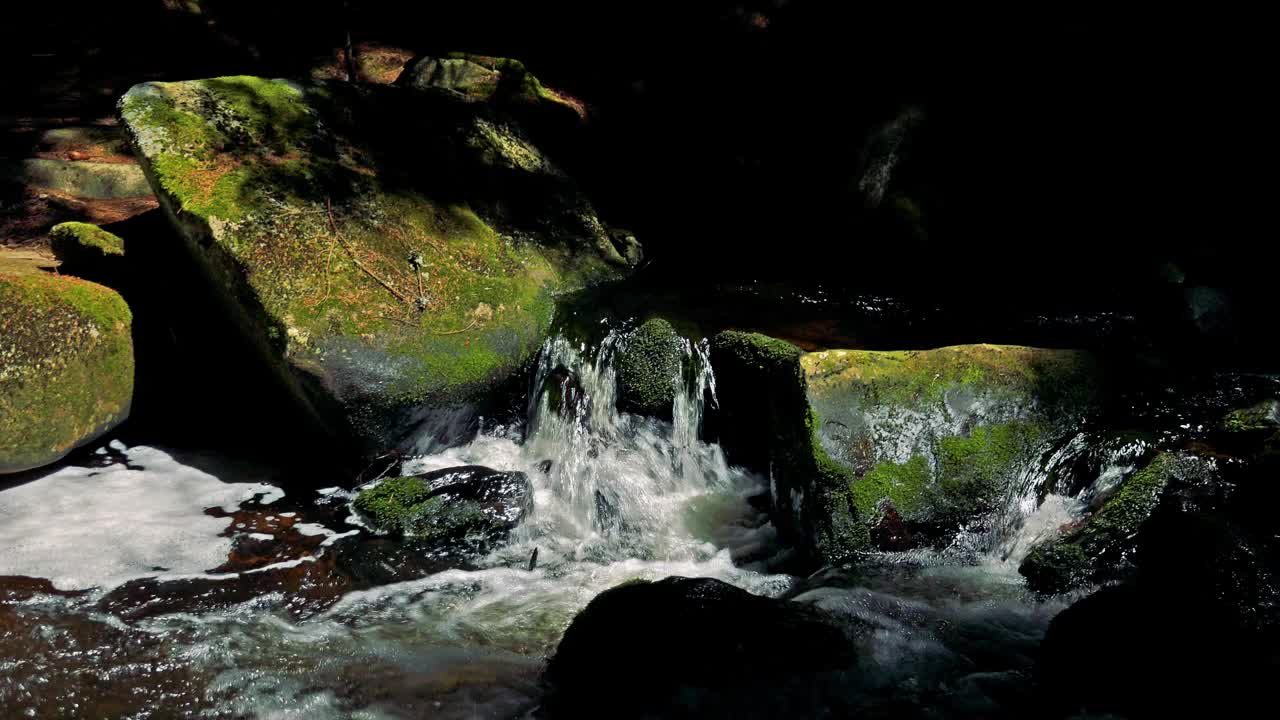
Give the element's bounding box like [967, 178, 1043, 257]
[1220, 398, 1279, 434]
[1019, 453, 1213, 594]
[119, 75, 638, 461]
[352, 465, 532, 546]
[541, 576, 857, 719]
[616, 318, 683, 419]
[709, 331, 863, 568]
[1, 270, 133, 473]
[803, 344, 1100, 546]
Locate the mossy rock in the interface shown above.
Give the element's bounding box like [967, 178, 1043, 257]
[49, 222, 127, 284]
[802, 344, 1099, 537]
[1220, 399, 1279, 434]
[120, 75, 639, 458]
[1, 271, 133, 473]
[709, 331, 866, 568]
[1019, 453, 1210, 593]
[616, 318, 683, 419]
[400, 53, 580, 114]
[352, 465, 532, 544]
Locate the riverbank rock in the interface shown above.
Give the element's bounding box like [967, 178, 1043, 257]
[710, 333, 1100, 567]
[615, 318, 683, 419]
[541, 576, 857, 718]
[119, 75, 639, 460]
[352, 466, 532, 548]
[400, 53, 583, 117]
[1019, 452, 1211, 593]
[1, 269, 133, 473]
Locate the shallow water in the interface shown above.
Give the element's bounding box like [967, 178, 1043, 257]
[0, 327, 1130, 718]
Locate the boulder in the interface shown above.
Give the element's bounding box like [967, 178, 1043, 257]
[1019, 452, 1213, 594]
[1, 269, 133, 473]
[1220, 399, 1279, 434]
[710, 334, 1100, 567]
[48, 221, 126, 283]
[615, 318, 683, 419]
[540, 576, 857, 718]
[352, 465, 532, 546]
[119, 75, 639, 459]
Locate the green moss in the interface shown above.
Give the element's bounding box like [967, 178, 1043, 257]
[616, 318, 683, 418]
[936, 422, 1041, 518]
[352, 475, 489, 540]
[49, 222, 124, 258]
[1221, 400, 1279, 433]
[855, 455, 930, 517]
[1, 272, 133, 473]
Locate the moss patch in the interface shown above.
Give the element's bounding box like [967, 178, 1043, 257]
[352, 475, 488, 541]
[855, 454, 930, 517]
[1221, 400, 1279, 434]
[616, 318, 683, 418]
[1, 271, 133, 473]
[49, 222, 125, 258]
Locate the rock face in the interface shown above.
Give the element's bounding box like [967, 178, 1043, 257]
[1, 270, 133, 473]
[541, 577, 857, 719]
[352, 465, 532, 546]
[119, 75, 639, 459]
[615, 318, 683, 419]
[711, 334, 1099, 567]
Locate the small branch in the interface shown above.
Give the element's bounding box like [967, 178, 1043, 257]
[327, 197, 412, 305]
[428, 319, 480, 336]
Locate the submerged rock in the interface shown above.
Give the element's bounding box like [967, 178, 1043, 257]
[119, 75, 638, 459]
[352, 465, 532, 545]
[615, 318, 683, 419]
[711, 334, 1100, 567]
[0, 270, 133, 473]
[541, 576, 857, 719]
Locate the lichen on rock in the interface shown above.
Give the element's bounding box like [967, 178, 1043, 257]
[1, 271, 133, 473]
[352, 465, 532, 546]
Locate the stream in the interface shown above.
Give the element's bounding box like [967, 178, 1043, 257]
[0, 309, 1260, 719]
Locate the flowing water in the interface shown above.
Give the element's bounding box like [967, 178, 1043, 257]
[0, 326, 1164, 718]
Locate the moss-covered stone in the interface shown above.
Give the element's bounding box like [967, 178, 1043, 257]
[709, 331, 866, 567]
[803, 344, 1098, 537]
[49, 222, 127, 284]
[1, 271, 133, 473]
[1220, 400, 1279, 434]
[352, 465, 531, 544]
[119, 75, 638, 458]
[401, 53, 581, 115]
[616, 318, 683, 419]
[1019, 453, 1203, 593]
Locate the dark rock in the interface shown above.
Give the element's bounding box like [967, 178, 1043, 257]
[352, 465, 532, 547]
[616, 318, 683, 419]
[540, 576, 857, 719]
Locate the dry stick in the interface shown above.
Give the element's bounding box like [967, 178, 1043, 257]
[326, 197, 411, 305]
[428, 319, 481, 336]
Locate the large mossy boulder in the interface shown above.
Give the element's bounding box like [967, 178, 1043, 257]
[541, 577, 857, 719]
[119, 75, 639, 459]
[1019, 452, 1209, 593]
[803, 344, 1099, 542]
[710, 334, 1100, 567]
[1, 270, 133, 473]
[615, 318, 683, 419]
[352, 465, 532, 547]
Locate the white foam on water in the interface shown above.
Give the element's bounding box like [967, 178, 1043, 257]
[0, 444, 283, 592]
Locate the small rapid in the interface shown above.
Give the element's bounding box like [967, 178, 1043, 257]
[0, 326, 1162, 718]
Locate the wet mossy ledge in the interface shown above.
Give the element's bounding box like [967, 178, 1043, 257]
[1019, 452, 1213, 593]
[49, 221, 127, 284]
[1, 271, 134, 473]
[119, 73, 640, 460]
[615, 318, 683, 419]
[352, 466, 532, 548]
[709, 333, 1101, 568]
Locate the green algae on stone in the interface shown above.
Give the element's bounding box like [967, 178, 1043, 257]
[616, 318, 683, 419]
[353, 476, 487, 541]
[50, 222, 125, 259]
[119, 75, 637, 458]
[0, 271, 133, 473]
